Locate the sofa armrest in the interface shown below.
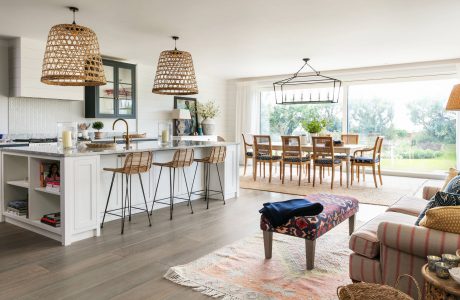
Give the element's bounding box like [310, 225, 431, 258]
[422, 186, 440, 200]
[377, 222, 460, 258]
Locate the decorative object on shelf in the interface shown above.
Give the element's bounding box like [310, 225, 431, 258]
[41, 212, 61, 227]
[78, 123, 91, 140]
[197, 125, 203, 136]
[442, 254, 460, 268]
[92, 121, 104, 139]
[171, 109, 192, 136]
[158, 121, 172, 144]
[174, 96, 197, 135]
[40, 162, 60, 189]
[428, 255, 442, 272]
[41, 7, 106, 86]
[273, 58, 341, 105]
[196, 100, 220, 135]
[57, 122, 77, 149]
[435, 261, 451, 279]
[152, 36, 198, 95]
[446, 84, 460, 110]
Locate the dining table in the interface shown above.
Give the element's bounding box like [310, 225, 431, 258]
[268, 142, 367, 188]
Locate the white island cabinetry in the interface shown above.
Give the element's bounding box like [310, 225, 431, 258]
[0, 141, 239, 245]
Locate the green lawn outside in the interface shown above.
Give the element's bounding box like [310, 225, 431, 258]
[381, 144, 456, 174]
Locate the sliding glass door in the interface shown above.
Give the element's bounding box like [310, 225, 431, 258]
[348, 78, 457, 174]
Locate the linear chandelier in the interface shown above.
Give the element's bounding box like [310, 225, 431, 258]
[41, 7, 106, 86]
[273, 58, 341, 105]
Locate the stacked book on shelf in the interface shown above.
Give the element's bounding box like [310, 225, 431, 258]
[40, 212, 61, 227]
[6, 199, 28, 217]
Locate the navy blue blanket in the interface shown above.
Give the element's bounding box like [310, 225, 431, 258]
[259, 198, 324, 227]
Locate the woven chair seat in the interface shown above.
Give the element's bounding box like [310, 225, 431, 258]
[257, 155, 282, 161]
[314, 158, 342, 165]
[283, 156, 310, 163]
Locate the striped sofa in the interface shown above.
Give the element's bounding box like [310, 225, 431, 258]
[349, 186, 460, 298]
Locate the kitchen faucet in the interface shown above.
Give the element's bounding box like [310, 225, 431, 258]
[113, 118, 130, 149]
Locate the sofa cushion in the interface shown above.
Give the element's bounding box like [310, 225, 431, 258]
[350, 212, 418, 259]
[441, 168, 460, 191]
[419, 206, 460, 234]
[415, 191, 460, 225]
[444, 175, 460, 194]
[386, 196, 428, 217]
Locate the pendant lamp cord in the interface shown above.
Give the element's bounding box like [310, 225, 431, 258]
[69, 7, 79, 25]
[72, 10, 76, 24]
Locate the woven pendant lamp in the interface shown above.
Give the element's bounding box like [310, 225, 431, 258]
[152, 36, 198, 95]
[41, 7, 106, 86]
[446, 84, 460, 111]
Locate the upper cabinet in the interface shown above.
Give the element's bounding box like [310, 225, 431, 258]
[85, 59, 136, 119]
[9, 38, 84, 101]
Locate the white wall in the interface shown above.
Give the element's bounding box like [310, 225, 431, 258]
[0, 40, 235, 140]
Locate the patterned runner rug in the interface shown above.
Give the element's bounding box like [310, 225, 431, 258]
[165, 220, 355, 300]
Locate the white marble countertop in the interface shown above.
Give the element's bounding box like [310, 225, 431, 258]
[0, 140, 238, 157]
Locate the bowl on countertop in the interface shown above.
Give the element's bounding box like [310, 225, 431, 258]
[449, 267, 460, 284]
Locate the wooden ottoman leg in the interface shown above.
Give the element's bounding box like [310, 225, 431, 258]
[349, 214, 356, 236]
[263, 231, 273, 259]
[306, 239, 316, 270]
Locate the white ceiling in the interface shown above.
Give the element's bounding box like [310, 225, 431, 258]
[0, 0, 459, 79]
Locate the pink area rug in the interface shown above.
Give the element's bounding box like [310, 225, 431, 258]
[165, 221, 354, 299]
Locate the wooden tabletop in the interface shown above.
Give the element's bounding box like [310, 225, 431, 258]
[422, 264, 460, 296]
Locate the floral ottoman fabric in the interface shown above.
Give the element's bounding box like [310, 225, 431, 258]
[260, 194, 359, 240]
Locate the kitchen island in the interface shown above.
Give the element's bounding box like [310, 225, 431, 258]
[0, 141, 240, 245]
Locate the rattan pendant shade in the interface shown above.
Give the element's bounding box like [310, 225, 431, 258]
[152, 37, 198, 95]
[446, 84, 460, 111]
[41, 7, 106, 86]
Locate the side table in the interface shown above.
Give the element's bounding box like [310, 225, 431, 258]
[422, 264, 460, 300]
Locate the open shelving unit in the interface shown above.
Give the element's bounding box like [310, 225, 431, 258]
[2, 153, 62, 242]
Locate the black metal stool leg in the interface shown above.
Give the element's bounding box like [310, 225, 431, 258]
[151, 166, 163, 214]
[189, 162, 199, 206]
[169, 167, 173, 220]
[101, 172, 116, 228]
[216, 163, 225, 205]
[172, 168, 175, 212]
[182, 168, 193, 214]
[129, 174, 132, 222]
[121, 174, 125, 234]
[206, 163, 211, 209]
[138, 173, 152, 227]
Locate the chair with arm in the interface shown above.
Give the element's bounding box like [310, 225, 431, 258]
[341, 134, 359, 144]
[281, 136, 310, 185]
[351, 136, 383, 188]
[241, 133, 254, 176]
[253, 135, 282, 183]
[312, 136, 342, 189]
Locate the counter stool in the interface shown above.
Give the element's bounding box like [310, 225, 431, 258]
[150, 149, 194, 220]
[190, 146, 226, 209]
[101, 151, 153, 234]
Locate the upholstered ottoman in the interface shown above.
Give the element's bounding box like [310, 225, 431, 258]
[260, 193, 359, 270]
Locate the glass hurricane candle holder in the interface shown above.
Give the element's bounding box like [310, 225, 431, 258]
[158, 121, 172, 144]
[57, 122, 77, 150]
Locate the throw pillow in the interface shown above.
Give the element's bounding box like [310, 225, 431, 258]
[415, 191, 460, 225]
[441, 168, 460, 191]
[444, 174, 460, 194]
[419, 206, 460, 234]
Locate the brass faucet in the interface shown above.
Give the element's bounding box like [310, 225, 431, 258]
[113, 118, 130, 149]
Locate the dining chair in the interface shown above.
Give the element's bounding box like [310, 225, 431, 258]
[253, 135, 282, 183]
[341, 134, 359, 144]
[281, 136, 310, 185]
[241, 133, 254, 176]
[312, 136, 342, 189]
[351, 136, 384, 188]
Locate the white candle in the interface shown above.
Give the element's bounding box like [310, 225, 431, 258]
[161, 129, 169, 143]
[62, 130, 72, 148]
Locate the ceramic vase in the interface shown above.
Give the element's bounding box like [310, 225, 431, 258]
[201, 118, 216, 135]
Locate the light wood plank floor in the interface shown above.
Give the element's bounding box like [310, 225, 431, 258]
[0, 189, 386, 300]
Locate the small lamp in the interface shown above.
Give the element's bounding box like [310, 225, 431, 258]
[171, 109, 192, 136]
[446, 84, 460, 111]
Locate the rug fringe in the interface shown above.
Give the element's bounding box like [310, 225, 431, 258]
[164, 267, 241, 300]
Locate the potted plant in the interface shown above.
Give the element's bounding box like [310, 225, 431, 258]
[300, 118, 328, 136]
[196, 101, 220, 135]
[92, 121, 104, 139]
